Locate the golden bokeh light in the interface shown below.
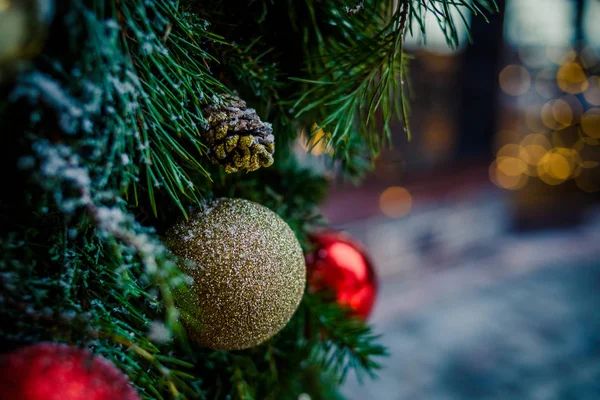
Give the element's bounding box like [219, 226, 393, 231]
[497, 157, 528, 176]
[581, 108, 600, 139]
[584, 76, 600, 106]
[499, 65, 531, 96]
[577, 126, 600, 146]
[489, 160, 528, 190]
[497, 143, 529, 163]
[537, 149, 574, 183]
[557, 62, 589, 94]
[520, 134, 551, 173]
[551, 99, 573, 127]
[526, 104, 546, 132]
[558, 147, 582, 177]
[521, 133, 551, 150]
[379, 187, 412, 218]
[540, 102, 556, 130]
[301, 124, 334, 156]
[541, 100, 569, 130]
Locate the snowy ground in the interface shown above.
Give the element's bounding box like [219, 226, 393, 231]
[338, 192, 600, 400]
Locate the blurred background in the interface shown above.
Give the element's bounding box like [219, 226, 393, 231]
[300, 0, 600, 399]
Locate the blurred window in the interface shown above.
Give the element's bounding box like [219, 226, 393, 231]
[505, 0, 574, 48]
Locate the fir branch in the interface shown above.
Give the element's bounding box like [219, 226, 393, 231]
[408, 0, 498, 48]
[116, 0, 228, 216]
[302, 292, 387, 382]
[291, 0, 412, 164]
[292, 0, 495, 168]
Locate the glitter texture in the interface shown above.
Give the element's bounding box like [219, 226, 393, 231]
[166, 198, 306, 350]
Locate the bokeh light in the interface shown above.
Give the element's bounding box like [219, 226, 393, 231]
[520, 134, 551, 175]
[497, 157, 528, 176]
[537, 148, 574, 184]
[581, 108, 600, 139]
[584, 76, 600, 106]
[489, 160, 528, 190]
[556, 62, 589, 94]
[497, 143, 530, 162]
[551, 99, 573, 128]
[300, 124, 334, 156]
[379, 187, 412, 218]
[541, 99, 572, 130]
[526, 104, 546, 131]
[499, 65, 531, 96]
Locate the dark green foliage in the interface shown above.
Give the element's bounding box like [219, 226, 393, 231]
[0, 0, 494, 398]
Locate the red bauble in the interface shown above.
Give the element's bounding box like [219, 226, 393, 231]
[306, 230, 378, 319]
[0, 343, 139, 400]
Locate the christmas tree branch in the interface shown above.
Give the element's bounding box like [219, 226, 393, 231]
[302, 292, 387, 383]
[408, 0, 498, 48]
[116, 0, 229, 215]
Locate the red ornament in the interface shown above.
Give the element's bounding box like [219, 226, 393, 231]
[306, 230, 378, 319]
[0, 343, 139, 400]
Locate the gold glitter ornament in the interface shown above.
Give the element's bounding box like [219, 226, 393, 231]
[0, 0, 53, 82]
[166, 198, 305, 350]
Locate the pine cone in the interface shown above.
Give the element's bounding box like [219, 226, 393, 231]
[203, 96, 275, 173]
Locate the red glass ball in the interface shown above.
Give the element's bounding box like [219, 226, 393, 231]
[0, 343, 139, 400]
[306, 230, 378, 319]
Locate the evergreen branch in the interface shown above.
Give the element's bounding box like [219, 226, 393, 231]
[407, 0, 498, 48]
[0, 0, 497, 398]
[116, 0, 229, 216]
[303, 292, 387, 382]
[291, 0, 411, 164]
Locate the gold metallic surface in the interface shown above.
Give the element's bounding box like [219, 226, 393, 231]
[166, 198, 305, 350]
